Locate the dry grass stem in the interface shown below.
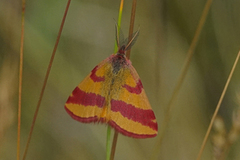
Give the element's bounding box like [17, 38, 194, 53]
[22, 1, 72, 159]
[151, 0, 214, 159]
[17, 0, 26, 160]
[197, 50, 240, 160]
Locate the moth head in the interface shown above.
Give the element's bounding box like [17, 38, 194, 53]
[115, 23, 140, 56]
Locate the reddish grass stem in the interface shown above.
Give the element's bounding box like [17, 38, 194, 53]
[110, 131, 118, 160]
[22, 1, 71, 159]
[126, 0, 137, 59]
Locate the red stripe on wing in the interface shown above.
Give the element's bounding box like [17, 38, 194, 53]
[108, 120, 157, 138]
[90, 66, 105, 82]
[65, 87, 105, 123]
[64, 107, 99, 123]
[66, 87, 105, 107]
[122, 79, 143, 94]
[111, 99, 157, 131]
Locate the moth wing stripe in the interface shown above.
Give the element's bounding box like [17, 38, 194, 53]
[66, 87, 105, 108]
[110, 99, 157, 131]
[109, 112, 157, 138]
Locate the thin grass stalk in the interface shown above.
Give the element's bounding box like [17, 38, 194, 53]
[17, 0, 26, 160]
[106, 126, 112, 160]
[22, 1, 72, 159]
[196, 50, 240, 160]
[110, 131, 119, 160]
[126, 0, 137, 59]
[114, 0, 124, 53]
[106, 0, 124, 159]
[151, 0, 214, 159]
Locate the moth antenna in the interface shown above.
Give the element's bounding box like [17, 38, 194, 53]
[125, 28, 140, 50]
[115, 22, 120, 47]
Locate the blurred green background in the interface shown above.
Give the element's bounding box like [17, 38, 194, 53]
[1, 0, 240, 159]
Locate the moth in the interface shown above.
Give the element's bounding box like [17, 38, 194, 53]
[65, 25, 158, 138]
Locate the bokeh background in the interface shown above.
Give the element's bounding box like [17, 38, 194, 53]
[1, 0, 240, 160]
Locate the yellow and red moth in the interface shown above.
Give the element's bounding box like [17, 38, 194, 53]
[65, 26, 158, 138]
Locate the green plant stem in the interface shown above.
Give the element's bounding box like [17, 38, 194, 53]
[106, 126, 112, 160]
[114, 0, 124, 53]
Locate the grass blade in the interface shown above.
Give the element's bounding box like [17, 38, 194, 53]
[17, 0, 26, 160]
